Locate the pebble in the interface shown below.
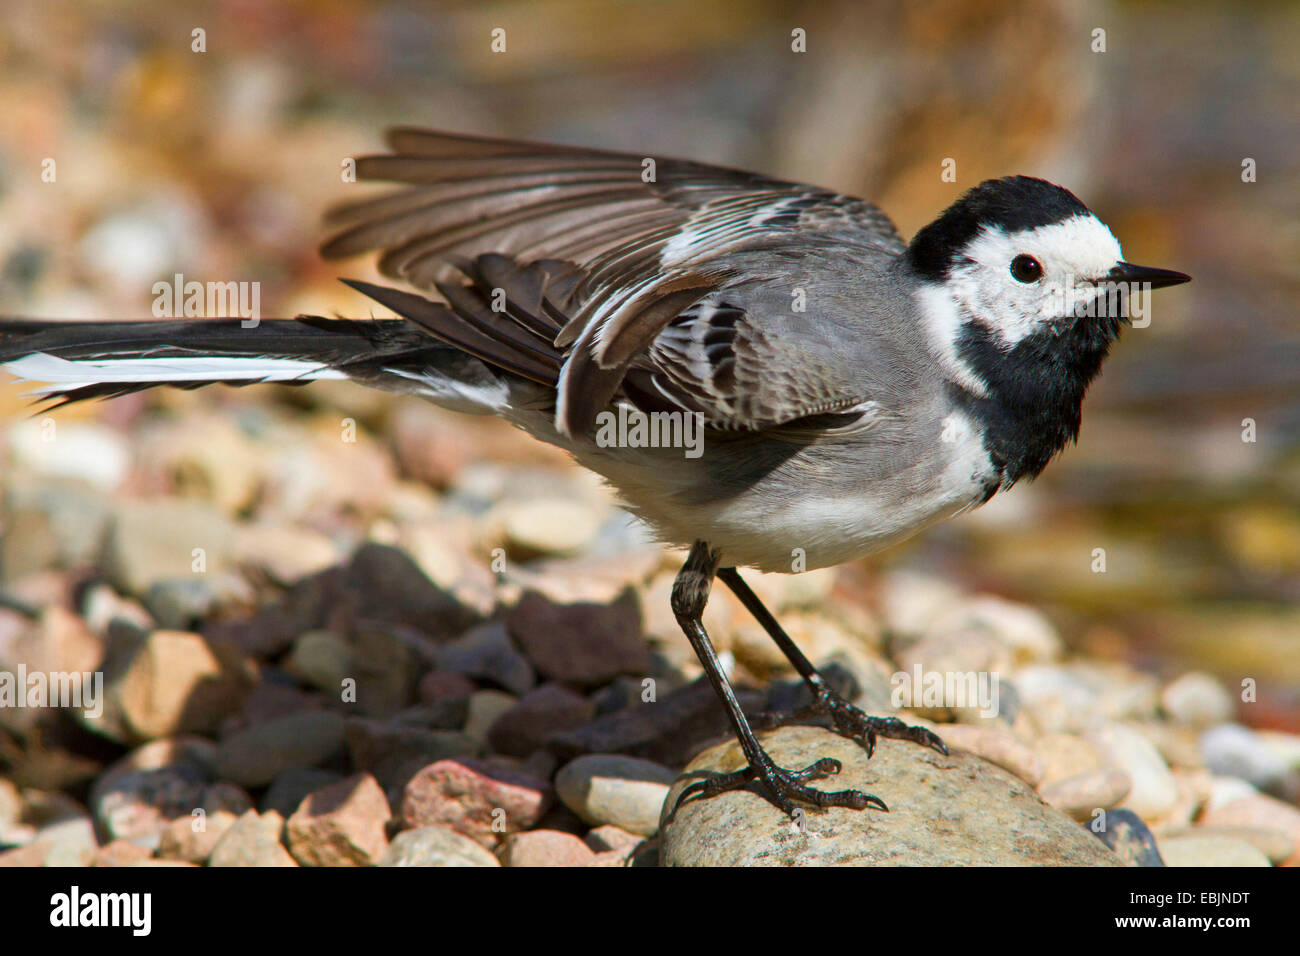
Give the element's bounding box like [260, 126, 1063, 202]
[215, 711, 347, 787]
[93, 840, 155, 866]
[1085, 722, 1179, 821]
[935, 724, 1044, 786]
[419, 671, 478, 704]
[230, 522, 341, 584]
[498, 828, 597, 866]
[1, 479, 112, 580]
[555, 754, 676, 837]
[208, 809, 297, 867]
[500, 499, 601, 558]
[144, 574, 254, 631]
[1160, 671, 1235, 728]
[7, 420, 129, 491]
[285, 773, 391, 866]
[95, 766, 251, 848]
[0, 842, 53, 866]
[36, 815, 99, 867]
[0, 778, 21, 841]
[348, 626, 421, 718]
[877, 571, 965, 639]
[506, 590, 650, 689]
[462, 690, 519, 747]
[400, 758, 553, 847]
[378, 825, 501, 867]
[1152, 768, 1213, 829]
[550, 678, 764, 768]
[1039, 769, 1132, 821]
[157, 809, 241, 863]
[510, 547, 665, 606]
[1014, 666, 1100, 734]
[1035, 733, 1105, 787]
[101, 499, 238, 597]
[283, 630, 353, 693]
[584, 824, 645, 858]
[488, 684, 597, 757]
[344, 718, 476, 800]
[1157, 825, 1294, 865]
[1199, 794, 1300, 866]
[1131, 721, 1205, 771]
[98, 629, 256, 742]
[1206, 775, 1258, 812]
[88, 737, 218, 810]
[433, 621, 536, 696]
[925, 595, 1062, 665]
[261, 768, 345, 817]
[1094, 808, 1164, 866]
[1200, 723, 1291, 789]
[81, 583, 154, 637]
[1158, 835, 1270, 867]
[660, 727, 1122, 866]
[345, 543, 482, 642]
[892, 631, 1014, 700]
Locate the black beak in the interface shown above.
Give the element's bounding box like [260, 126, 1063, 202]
[1107, 261, 1192, 289]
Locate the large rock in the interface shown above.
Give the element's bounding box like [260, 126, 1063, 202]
[659, 726, 1123, 866]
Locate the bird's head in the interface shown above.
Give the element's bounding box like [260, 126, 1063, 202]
[907, 176, 1191, 484]
[908, 176, 1189, 355]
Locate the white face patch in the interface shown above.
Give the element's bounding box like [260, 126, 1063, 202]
[938, 213, 1124, 348]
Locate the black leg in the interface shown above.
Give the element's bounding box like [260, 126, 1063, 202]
[717, 565, 948, 758]
[670, 542, 885, 816]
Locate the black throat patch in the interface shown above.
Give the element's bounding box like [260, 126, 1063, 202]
[950, 309, 1125, 487]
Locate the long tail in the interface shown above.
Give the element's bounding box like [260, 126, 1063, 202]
[0, 314, 518, 415]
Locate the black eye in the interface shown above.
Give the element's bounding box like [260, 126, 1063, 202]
[1010, 254, 1043, 283]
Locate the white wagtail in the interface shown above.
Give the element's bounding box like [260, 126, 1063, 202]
[0, 129, 1189, 815]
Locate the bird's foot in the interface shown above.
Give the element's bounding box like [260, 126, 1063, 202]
[674, 752, 887, 816]
[757, 686, 948, 759]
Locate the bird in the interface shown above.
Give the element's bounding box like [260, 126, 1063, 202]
[0, 128, 1190, 816]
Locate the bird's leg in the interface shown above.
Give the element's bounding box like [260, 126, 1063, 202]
[670, 541, 885, 816]
[717, 566, 947, 759]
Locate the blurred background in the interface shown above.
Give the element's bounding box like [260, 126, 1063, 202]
[0, 0, 1296, 730]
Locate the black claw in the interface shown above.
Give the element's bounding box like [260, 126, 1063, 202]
[674, 753, 886, 816]
[761, 687, 947, 762]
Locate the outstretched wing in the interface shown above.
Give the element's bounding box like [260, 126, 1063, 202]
[322, 128, 904, 434]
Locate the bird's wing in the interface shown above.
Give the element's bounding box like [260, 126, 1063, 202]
[322, 128, 904, 433]
[621, 294, 884, 433]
